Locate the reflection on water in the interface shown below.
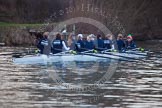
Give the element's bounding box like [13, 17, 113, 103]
[0, 47, 162, 108]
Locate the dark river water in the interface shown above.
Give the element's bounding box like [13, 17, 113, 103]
[0, 42, 162, 108]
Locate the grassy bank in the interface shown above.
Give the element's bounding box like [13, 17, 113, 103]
[0, 22, 55, 46]
[0, 22, 43, 28]
[0, 23, 38, 46]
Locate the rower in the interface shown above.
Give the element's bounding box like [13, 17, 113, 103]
[126, 34, 136, 49]
[52, 33, 70, 54]
[67, 33, 76, 50]
[35, 33, 43, 53]
[85, 35, 95, 50]
[116, 34, 126, 53]
[75, 34, 85, 52]
[37, 32, 51, 55]
[95, 34, 104, 51]
[90, 34, 96, 43]
[104, 34, 115, 50]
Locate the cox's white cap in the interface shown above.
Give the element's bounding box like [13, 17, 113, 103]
[62, 30, 67, 34]
[90, 34, 96, 38]
[78, 34, 83, 38]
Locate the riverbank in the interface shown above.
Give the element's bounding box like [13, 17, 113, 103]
[0, 22, 57, 46]
[0, 22, 45, 46]
[0, 23, 162, 47]
[0, 22, 43, 28]
[0, 41, 161, 52]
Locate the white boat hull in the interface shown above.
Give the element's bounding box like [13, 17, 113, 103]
[13, 51, 147, 65]
[13, 54, 108, 65]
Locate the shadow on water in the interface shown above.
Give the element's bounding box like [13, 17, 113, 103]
[0, 47, 162, 108]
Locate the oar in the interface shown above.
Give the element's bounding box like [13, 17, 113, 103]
[52, 50, 76, 55]
[102, 51, 145, 61]
[102, 47, 159, 58]
[83, 51, 158, 68]
[79, 48, 136, 62]
[12, 49, 38, 58]
[127, 48, 162, 58]
[130, 48, 153, 54]
[83, 53, 135, 62]
[13, 48, 53, 58]
[92, 47, 147, 61]
[136, 48, 162, 56]
[149, 50, 162, 54]
[51, 48, 71, 55]
[80, 49, 95, 54]
[102, 48, 162, 61]
[12, 48, 71, 58]
[0, 48, 37, 56]
[126, 51, 147, 56]
[76, 47, 157, 63]
[0, 52, 16, 56]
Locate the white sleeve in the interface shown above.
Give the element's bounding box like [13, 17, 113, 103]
[62, 41, 70, 51]
[111, 44, 115, 50]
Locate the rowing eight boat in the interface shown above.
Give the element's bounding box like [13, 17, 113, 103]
[13, 50, 147, 65]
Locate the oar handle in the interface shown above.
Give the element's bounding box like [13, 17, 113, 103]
[101, 49, 117, 53]
[80, 49, 94, 54]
